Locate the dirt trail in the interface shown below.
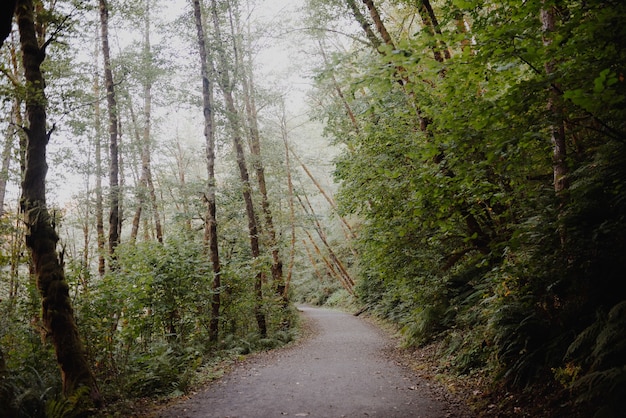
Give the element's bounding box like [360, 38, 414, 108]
[154, 306, 472, 418]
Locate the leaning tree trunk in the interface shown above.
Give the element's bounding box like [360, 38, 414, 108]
[193, 0, 222, 343]
[16, 0, 101, 405]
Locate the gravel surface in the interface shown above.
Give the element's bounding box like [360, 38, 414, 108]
[154, 306, 474, 418]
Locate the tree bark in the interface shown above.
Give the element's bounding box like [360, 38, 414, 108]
[193, 0, 222, 343]
[280, 106, 296, 299]
[540, 4, 568, 195]
[345, 0, 381, 49]
[297, 192, 355, 292]
[318, 39, 361, 139]
[130, 1, 163, 244]
[99, 0, 120, 260]
[0, 0, 16, 48]
[362, 0, 394, 48]
[211, 0, 266, 338]
[416, 0, 451, 62]
[93, 29, 106, 276]
[240, 31, 284, 297]
[16, 0, 101, 405]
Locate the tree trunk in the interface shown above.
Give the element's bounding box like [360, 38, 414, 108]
[280, 105, 296, 298]
[345, 0, 381, 49]
[240, 35, 284, 297]
[296, 193, 355, 292]
[0, 0, 16, 48]
[193, 0, 222, 343]
[540, 4, 568, 196]
[93, 29, 106, 276]
[0, 102, 17, 218]
[362, 0, 394, 47]
[317, 40, 361, 142]
[416, 0, 451, 62]
[16, 0, 101, 405]
[130, 1, 163, 244]
[210, 0, 266, 338]
[99, 0, 120, 260]
[1, 38, 24, 218]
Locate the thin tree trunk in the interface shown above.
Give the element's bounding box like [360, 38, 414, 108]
[193, 0, 222, 343]
[16, 0, 101, 405]
[296, 192, 354, 291]
[318, 40, 361, 140]
[210, 0, 266, 338]
[302, 239, 326, 284]
[141, 1, 163, 243]
[417, 0, 451, 62]
[240, 30, 284, 297]
[540, 5, 568, 195]
[117, 117, 125, 244]
[175, 141, 192, 231]
[289, 145, 356, 241]
[345, 0, 382, 49]
[0, 38, 23, 218]
[129, 2, 163, 244]
[0, 103, 16, 218]
[362, 0, 394, 47]
[127, 94, 144, 242]
[93, 29, 105, 276]
[280, 106, 296, 298]
[303, 228, 353, 294]
[100, 0, 120, 260]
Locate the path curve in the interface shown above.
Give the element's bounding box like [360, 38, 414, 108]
[155, 306, 472, 418]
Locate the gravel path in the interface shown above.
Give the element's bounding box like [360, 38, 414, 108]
[155, 306, 472, 418]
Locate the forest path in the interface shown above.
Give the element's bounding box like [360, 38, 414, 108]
[153, 306, 472, 418]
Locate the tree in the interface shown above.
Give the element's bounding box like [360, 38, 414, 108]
[210, 0, 267, 337]
[129, 0, 163, 244]
[239, 14, 284, 298]
[15, 0, 101, 405]
[0, 0, 16, 49]
[192, 0, 222, 343]
[99, 0, 121, 260]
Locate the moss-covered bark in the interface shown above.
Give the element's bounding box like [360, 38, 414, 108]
[16, 0, 101, 407]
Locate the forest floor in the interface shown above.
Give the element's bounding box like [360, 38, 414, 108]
[143, 306, 475, 418]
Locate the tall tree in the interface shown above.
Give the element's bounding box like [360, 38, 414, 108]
[93, 29, 106, 276]
[129, 0, 163, 244]
[210, 0, 267, 337]
[15, 0, 101, 404]
[540, 3, 568, 196]
[99, 0, 121, 260]
[280, 105, 296, 298]
[193, 0, 222, 343]
[239, 16, 284, 297]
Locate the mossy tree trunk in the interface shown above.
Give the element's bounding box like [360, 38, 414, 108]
[99, 0, 121, 260]
[16, 0, 101, 405]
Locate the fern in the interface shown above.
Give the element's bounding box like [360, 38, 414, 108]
[567, 301, 626, 416]
[45, 387, 91, 418]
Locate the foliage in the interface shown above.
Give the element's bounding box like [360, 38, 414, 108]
[309, 0, 626, 413]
